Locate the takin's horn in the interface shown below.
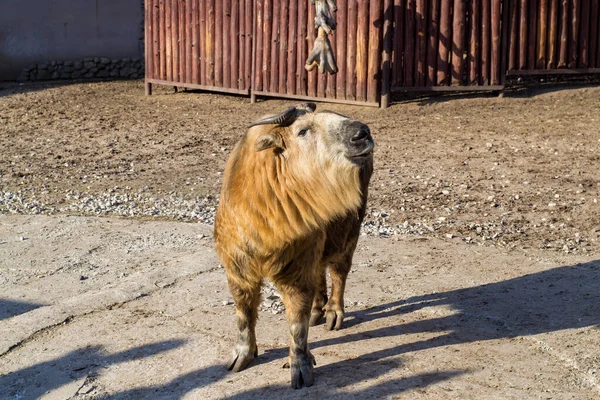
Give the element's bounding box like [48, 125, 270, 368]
[248, 103, 317, 128]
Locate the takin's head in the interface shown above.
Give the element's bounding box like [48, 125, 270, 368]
[220, 103, 374, 238]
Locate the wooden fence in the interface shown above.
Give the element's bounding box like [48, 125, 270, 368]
[145, 0, 600, 107]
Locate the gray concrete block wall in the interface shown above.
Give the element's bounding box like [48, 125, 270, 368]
[0, 0, 144, 81]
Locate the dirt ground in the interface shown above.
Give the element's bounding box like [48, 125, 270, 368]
[1, 80, 600, 398]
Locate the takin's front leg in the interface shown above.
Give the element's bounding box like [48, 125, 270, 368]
[226, 278, 262, 372]
[282, 286, 316, 389]
[324, 256, 353, 330]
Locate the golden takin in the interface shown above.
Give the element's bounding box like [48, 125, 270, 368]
[214, 103, 374, 388]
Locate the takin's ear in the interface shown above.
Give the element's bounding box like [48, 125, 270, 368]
[255, 132, 283, 152]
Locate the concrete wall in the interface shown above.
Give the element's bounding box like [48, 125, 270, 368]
[0, 0, 143, 81]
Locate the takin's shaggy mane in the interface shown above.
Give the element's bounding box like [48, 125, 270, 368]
[214, 103, 374, 389]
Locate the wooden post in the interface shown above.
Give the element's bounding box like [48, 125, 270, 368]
[215, 0, 223, 86]
[491, 0, 500, 84]
[270, 0, 280, 92]
[536, 0, 548, 69]
[278, 0, 289, 93]
[590, 0, 599, 67]
[519, 0, 528, 70]
[172, 0, 180, 82]
[159, 0, 166, 80]
[145, 0, 153, 94]
[437, 0, 451, 85]
[244, 0, 253, 90]
[452, 0, 466, 86]
[578, 0, 590, 67]
[262, 0, 271, 92]
[558, 0, 568, 68]
[469, 0, 480, 83]
[381, 0, 393, 107]
[336, 0, 348, 98]
[179, 0, 186, 82]
[307, 3, 317, 97]
[298, 0, 308, 95]
[393, 0, 405, 87]
[482, 0, 491, 84]
[526, 0, 537, 70]
[547, 0, 559, 68]
[427, 0, 440, 86]
[405, 0, 416, 86]
[254, 0, 263, 91]
[207, 0, 215, 85]
[367, 0, 382, 102]
[192, 0, 199, 84]
[251, 0, 257, 101]
[286, 0, 297, 94]
[346, 0, 358, 99]
[357, 0, 370, 100]
[508, 0, 519, 70]
[199, 0, 206, 85]
[415, 0, 427, 86]
[569, 0, 580, 68]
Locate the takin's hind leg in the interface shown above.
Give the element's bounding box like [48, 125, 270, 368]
[324, 256, 353, 330]
[309, 267, 327, 327]
[226, 278, 262, 372]
[281, 286, 316, 389]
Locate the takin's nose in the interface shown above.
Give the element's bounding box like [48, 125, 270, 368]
[351, 129, 370, 143]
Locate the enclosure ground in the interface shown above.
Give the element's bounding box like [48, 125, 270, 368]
[0, 80, 599, 398]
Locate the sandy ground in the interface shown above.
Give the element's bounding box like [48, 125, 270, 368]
[1, 80, 600, 399]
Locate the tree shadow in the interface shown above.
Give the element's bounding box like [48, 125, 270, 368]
[0, 339, 187, 399]
[0, 299, 45, 320]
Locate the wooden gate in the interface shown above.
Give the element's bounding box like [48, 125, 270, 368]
[145, 0, 600, 107]
[505, 0, 600, 75]
[145, 0, 253, 95]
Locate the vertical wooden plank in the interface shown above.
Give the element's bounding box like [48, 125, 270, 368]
[191, 0, 199, 83]
[569, 0, 581, 68]
[307, 3, 318, 97]
[490, 0, 500, 84]
[547, 0, 559, 68]
[171, 0, 179, 82]
[336, 0, 347, 98]
[500, 0, 510, 85]
[536, 0, 548, 69]
[392, 0, 405, 87]
[470, 0, 481, 82]
[231, 0, 239, 89]
[278, 0, 288, 93]
[452, 0, 466, 85]
[558, 0, 568, 67]
[220, 0, 229, 88]
[357, 0, 370, 100]
[367, 0, 382, 101]
[179, 0, 186, 81]
[508, 0, 519, 70]
[185, 0, 192, 82]
[346, 0, 358, 99]
[590, 0, 599, 67]
[166, 0, 173, 82]
[159, 0, 166, 80]
[437, 0, 451, 85]
[482, 0, 491, 83]
[299, 0, 309, 95]
[382, 0, 393, 106]
[152, 0, 160, 80]
[405, 0, 416, 86]
[317, 65, 327, 98]
[254, 0, 263, 91]
[199, 0, 206, 85]
[207, 0, 215, 85]
[286, 0, 297, 94]
[578, 0, 590, 67]
[262, 0, 271, 92]
[270, 0, 280, 93]
[414, 0, 427, 86]
[427, 0, 440, 86]
[236, 0, 244, 89]
[519, 0, 528, 69]
[215, 0, 223, 86]
[244, 0, 253, 89]
[527, 0, 537, 70]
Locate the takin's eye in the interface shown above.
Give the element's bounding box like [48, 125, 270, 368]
[297, 129, 310, 138]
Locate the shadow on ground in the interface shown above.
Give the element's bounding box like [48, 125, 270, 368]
[0, 299, 45, 320]
[4, 260, 599, 398]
